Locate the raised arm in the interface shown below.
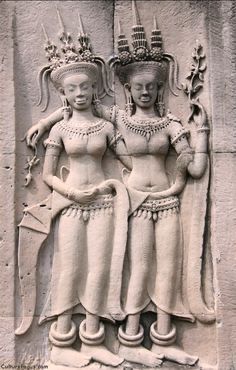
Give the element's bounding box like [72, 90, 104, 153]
[93, 101, 118, 124]
[107, 124, 132, 170]
[186, 103, 209, 179]
[26, 108, 63, 147]
[168, 112, 209, 180]
[26, 100, 117, 148]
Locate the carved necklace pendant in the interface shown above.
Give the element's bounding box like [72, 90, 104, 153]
[146, 132, 151, 141]
[57, 120, 106, 138]
[122, 114, 170, 141]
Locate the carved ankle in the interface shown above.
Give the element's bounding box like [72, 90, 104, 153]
[118, 324, 144, 347]
[150, 322, 176, 346]
[49, 321, 77, 347]
[79, 319, 105, 345]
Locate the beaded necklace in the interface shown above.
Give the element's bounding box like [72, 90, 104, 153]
[57, 120, 106, 138]
[121, 113, 170, 141]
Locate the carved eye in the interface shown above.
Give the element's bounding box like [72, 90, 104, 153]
[67, 85, 75, 92]
[81, 84, 90, 91]
[134, 84, 142, 91]
[147, 84, 155, 91]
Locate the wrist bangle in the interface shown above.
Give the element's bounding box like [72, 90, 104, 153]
[67, 187, 76, 200]
[197, 127, 210, 133]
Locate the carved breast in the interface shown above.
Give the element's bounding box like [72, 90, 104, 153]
[57, 120, 108, 158]
[117, 112, 170, 156]
[62, 134, 107, 157]
[122, 130, 170, 156]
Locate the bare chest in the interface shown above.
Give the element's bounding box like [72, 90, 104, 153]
[117, 114, 170, 155]
[58, 121, 108, 157]
[62, 135, 107, 157]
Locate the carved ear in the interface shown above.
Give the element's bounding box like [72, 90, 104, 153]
[58, 87, 65, 95]
[124, 83, 131, 92]
[124, 83, 132, 102]
[92, 82, 98, 94]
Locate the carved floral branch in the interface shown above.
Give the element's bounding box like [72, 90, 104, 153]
[182, 40, 207, 125]
[23, 135, 40, 187]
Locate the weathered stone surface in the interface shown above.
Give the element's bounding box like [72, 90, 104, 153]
[208, 2, 236, 370]
[208, 1, 236, 153]
[211, 153, 236, 370]
[0, 1, 16, 365]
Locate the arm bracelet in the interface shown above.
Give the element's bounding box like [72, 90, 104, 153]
[67, 187, 76, 200]
[197, 127, 210, 133]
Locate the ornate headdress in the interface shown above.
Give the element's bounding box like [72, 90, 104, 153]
[37, 8, 113, 111]
[109, 0, 181, 116]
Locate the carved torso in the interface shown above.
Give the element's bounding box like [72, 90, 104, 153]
[58, 120, 108, 156]
[117, 112, 171, 155]
[115, 109, 189, 191]
[45, 119, 115, 189]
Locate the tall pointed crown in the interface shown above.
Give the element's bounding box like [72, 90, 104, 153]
[37, 8, 113, 111]
[43, 8, 96, 71]
[109, 0, 180, 94]
[117, 1, 163, 65]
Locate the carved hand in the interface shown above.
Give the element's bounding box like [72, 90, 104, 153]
[97, 183, 113, 195]
[191, 99, 208, 129]
[93, 100, 103, 118]
[25, 108, 64, 147]
[72, 188, 99, 204]
[25, 120, 48, 147]
[176, 151, 194, 173]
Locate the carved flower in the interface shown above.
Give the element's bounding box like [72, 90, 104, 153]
[81, 50, 94, 62]
[45, 44, 61, 65]
[150, 47, 163, 61]
[119, 51, 132, 65]
[133, 46, 148, 61]
[51, 58, 63, 70]
[65, 51, 80, 63]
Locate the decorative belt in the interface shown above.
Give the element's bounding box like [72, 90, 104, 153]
[61, 194, 113, 221]
[133, 196, 179, 221]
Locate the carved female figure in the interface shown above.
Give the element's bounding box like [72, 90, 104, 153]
[16, 13, 129, 368]
[24, 2, 214, 367]
[106, 9, 211, 366]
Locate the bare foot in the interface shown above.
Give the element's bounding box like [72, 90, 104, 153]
[51, 346, 91, 368]
[119, 344, 163, 367]
[152, 344, 198, 366]
[81, 343, 124, 367]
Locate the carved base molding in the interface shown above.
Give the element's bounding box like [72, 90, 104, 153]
[47, 361, 215, 370]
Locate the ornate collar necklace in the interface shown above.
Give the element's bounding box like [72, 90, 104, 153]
[122, 113, 170, 141]
[57, 120, 106, 138]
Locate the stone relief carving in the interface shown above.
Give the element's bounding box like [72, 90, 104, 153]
[16, 9, 129, 368]
[16, 1, 215, 368]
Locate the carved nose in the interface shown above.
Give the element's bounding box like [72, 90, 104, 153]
[76, 88, 84, 96]
[141, 88, 149, 96]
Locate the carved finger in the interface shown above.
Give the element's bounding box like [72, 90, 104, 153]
[31, 132, 39, 147]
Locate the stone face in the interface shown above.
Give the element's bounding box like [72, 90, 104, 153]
[0, 1, 236, 369]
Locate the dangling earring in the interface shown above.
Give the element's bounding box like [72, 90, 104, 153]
[124, 83, 134, 117]
[61, 96, 71, 122]
[92, 92, 102, 118]
[156, 87, 165, 117]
